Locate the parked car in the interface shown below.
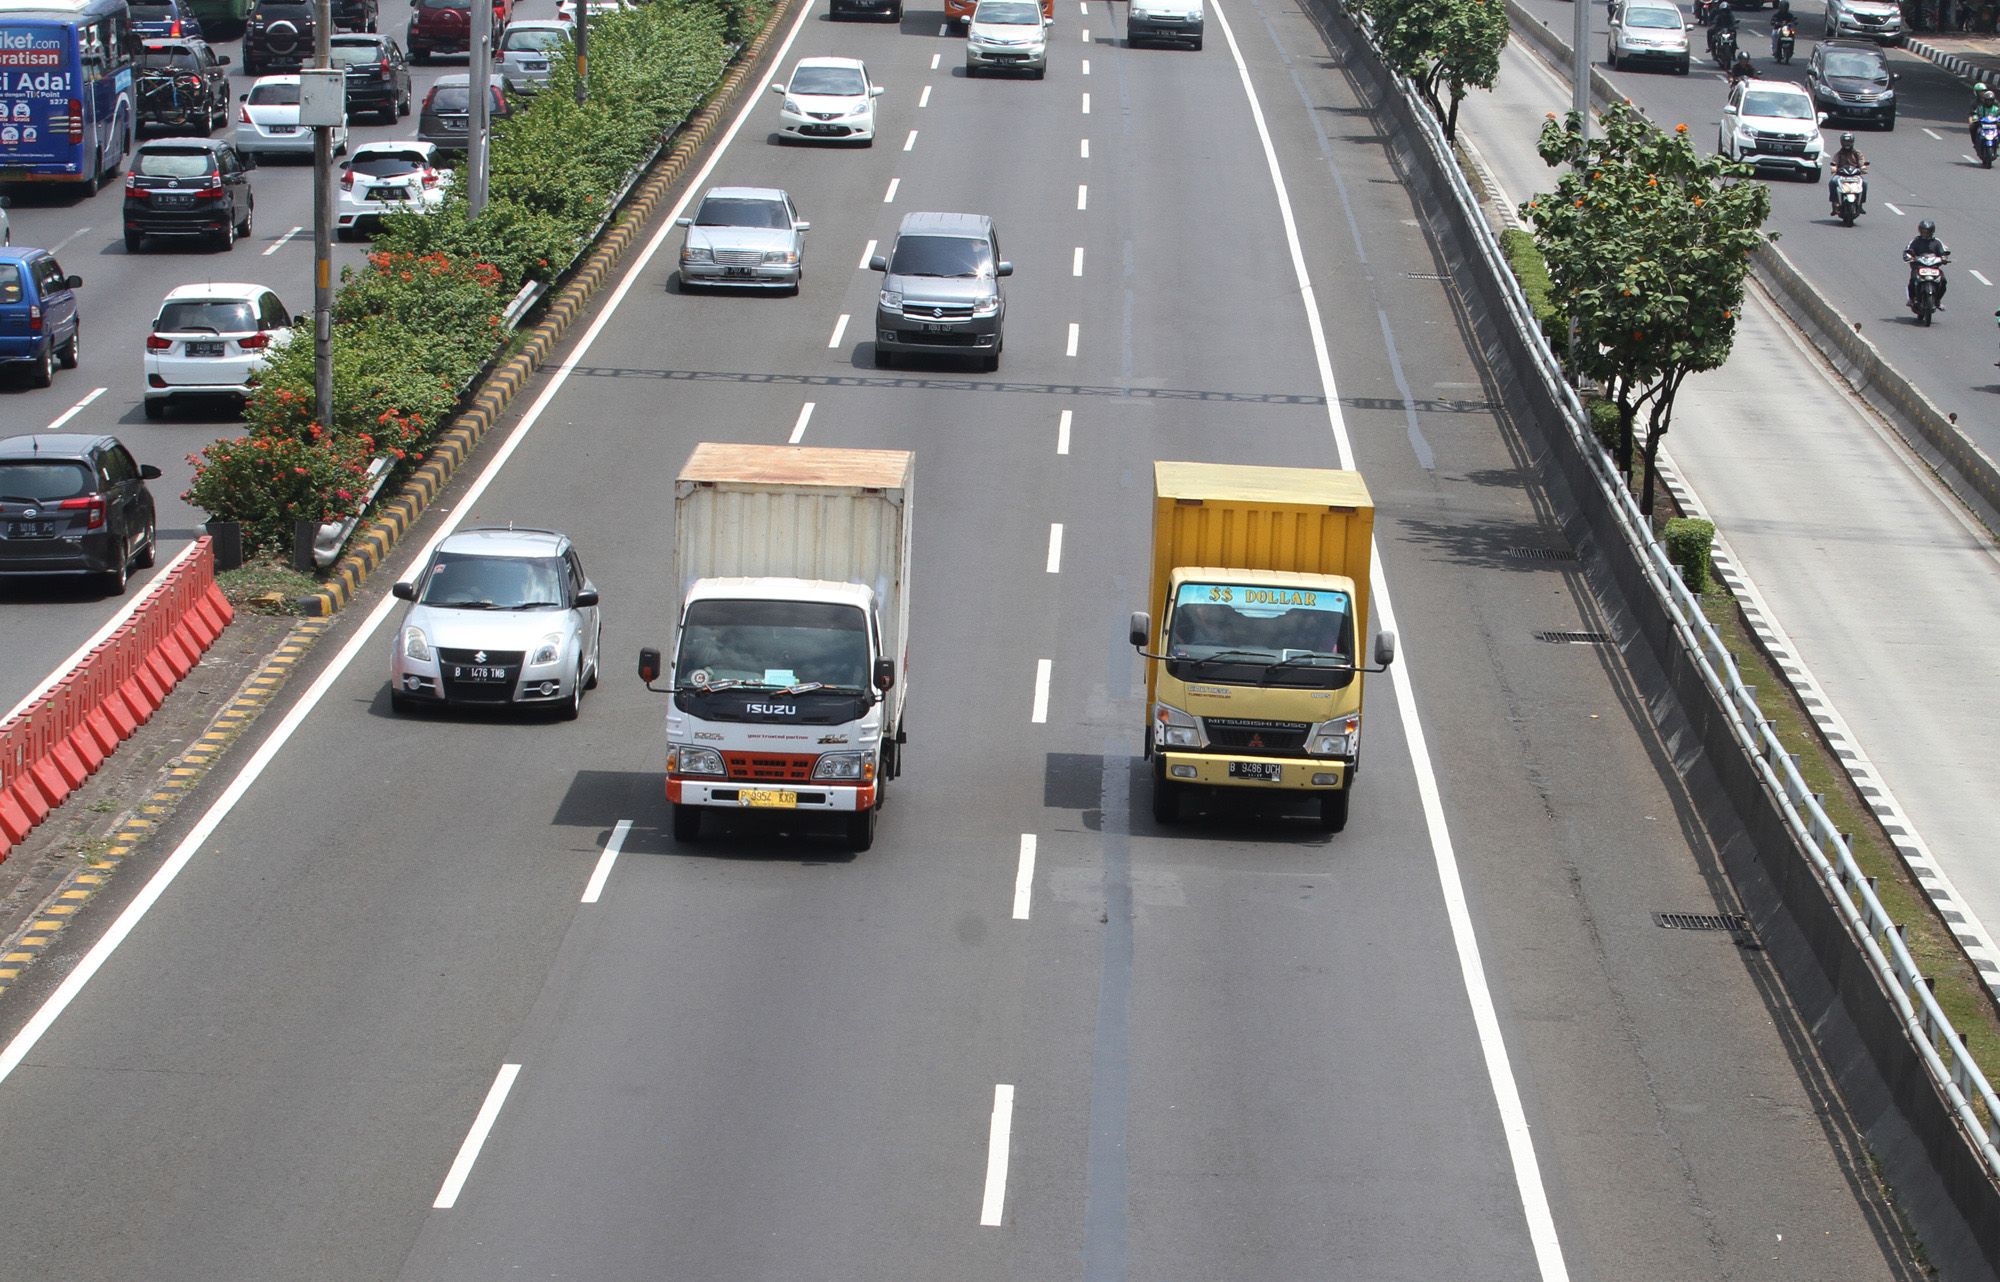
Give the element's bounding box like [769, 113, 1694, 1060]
[128, 0, 203, 40]
[236, 74, 350, 159]
[1824, 0, 1903, 42]
[407, 0, 512, 63]
[1127, 0, 1202, 47]
[0, 434, 160, 595]
[124, 138, 255, 251]
[676, 186, 808, 292]
[496, 19, 566, 92]
[965, 0, 1049, 75]
[1807, 39, 1897, 127]
[136, 38, 232, 136]
[0, 249, 81, 389]
[388, 526, 603, 718]
[332, 0, 379, 32]
[869, 211, 1009, 371]
[330, 32, 411, 121]
[768, 57, 881, 144]
[1718, 78, 1825, 179]
[242, 0, 316, 74]
[1606, 0, 1690, 72]
[337, 140, 448, 238]
[416, 73, 511, 154]
[142, 282, 295, 419]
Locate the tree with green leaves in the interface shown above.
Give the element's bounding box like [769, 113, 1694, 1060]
[1357, 0, 1509, 140]
[1522, 104, 1770, 514]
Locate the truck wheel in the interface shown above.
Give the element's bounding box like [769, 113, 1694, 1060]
[1150, 759, 1180, 824]
[671, 803, 702, 842]
[1319, 788, 1350, 833]
[847, 802, 877, 852]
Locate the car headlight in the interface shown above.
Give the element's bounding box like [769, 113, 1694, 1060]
[683, 245, 712, 263]
[812, 750, 875, 781]
[667, 745, 726, 776]
[1312, 713, 1360, 758]
[880, 289, 903, 310]
[763, 249, 799, 265]
[847, 102, 870, 116]
[973, 294, 1000, 317]
[529, 632, 564, 667]
[1130, 4, 1148, 15]
[402, 625, 431, 662]
[1153, 702, 1201, 748]
[782, 97, 803, 114]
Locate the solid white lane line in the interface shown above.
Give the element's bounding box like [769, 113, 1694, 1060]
[979, 1083, 1016, 1225]
[1210, 1, 1568, 1276]
[1046, 522, 1063, 572]
[263, 225, 304, 256]
[1077, 183, 1088, 209]
[48, 225, 92, 255]
[904, 129, 918, 150]
[43, 385, 106, 432]
[859, 237, 878, 268]
[1081, 91, 1090, 113]
[1012, 834, 1036, 919]
[1080, 138, 1089, 158]
[1885, 201, 1905, 215]
[580, 820, 631, 903]
[931, 52, 941, 68]
[884, 177, 900, 202]
[829, 314, 850, 348]
[789, 401, 816, 443]
[1057, 409, 1072, 454]
[1924, 126, 1944, 140]
[1066, 322, 1079, 356]
[920, 84, 933, 106]
[433, 1063, 522, 1208]
[1082, 58, 1090, 73]
[0, 0, 828, 1097]
[1031, 659, 1051, 723]
[1974, 270, 1995, 286]
[1073, 246, 1084, 276]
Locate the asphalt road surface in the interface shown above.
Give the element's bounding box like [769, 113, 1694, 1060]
[0, 0, 1941, 1278]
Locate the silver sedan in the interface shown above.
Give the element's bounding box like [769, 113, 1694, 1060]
[676, 186, 809, 293]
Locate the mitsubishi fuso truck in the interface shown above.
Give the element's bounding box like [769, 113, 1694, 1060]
[639, 443, 912, 852]
[1128, 460, 1394, 832]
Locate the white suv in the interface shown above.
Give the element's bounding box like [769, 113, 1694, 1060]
[143, 282, 295, 419]
[1718, 78, 1825, 180]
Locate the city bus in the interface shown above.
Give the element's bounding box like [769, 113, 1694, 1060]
[0, 0, 135, 194]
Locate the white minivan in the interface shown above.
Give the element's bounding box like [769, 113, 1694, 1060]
[143, 283, 295, 419]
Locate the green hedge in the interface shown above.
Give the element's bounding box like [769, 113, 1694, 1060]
[1499, 227, 1563, 346]
[185, 0, 764, 556]
[1664, 517, 1715, 594]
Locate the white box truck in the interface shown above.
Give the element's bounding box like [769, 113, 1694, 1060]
[639, 443, 912, 851]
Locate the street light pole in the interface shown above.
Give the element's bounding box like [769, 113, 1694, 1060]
[468, 0, 490, 218]
[312, 0, 333, 426]
[574, 3, 587, 105]
[1572, 0, 1591, 139]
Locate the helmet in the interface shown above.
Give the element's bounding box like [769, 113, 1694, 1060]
[1919, 219, 1937, 236]
[1840, 132, 1855, 146]
[1984, 85, 1998, 98]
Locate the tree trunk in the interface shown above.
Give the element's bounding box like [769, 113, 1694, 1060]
[1637, 372, 1685, 517]
[1445, 86, 1463, 141]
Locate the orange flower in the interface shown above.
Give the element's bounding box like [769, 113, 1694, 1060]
[1675, 123, 1688, 133]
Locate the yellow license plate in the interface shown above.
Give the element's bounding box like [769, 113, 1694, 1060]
[739, 789, 798, 808]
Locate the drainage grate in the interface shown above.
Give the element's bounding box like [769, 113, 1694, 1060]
[1534, 630, 1611, 644]
[1654, 912, 1752, 932]
[1510, 546, 1577, 561]
[1404, 271, 1450, 280]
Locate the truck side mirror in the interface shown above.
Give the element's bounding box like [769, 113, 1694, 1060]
[639, 646, 662, 684]
[1373, 630, 1397, 667]
[1129, 610, 1151, 649]
[873, 658, 896, 691]
[868, 254, 887, 272]
[392, 581, 417, 601]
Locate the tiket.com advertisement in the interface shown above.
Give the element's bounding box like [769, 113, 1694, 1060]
[0, 28, 72, 160]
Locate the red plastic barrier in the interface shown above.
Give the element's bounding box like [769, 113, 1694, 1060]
[0, 538, 234, 861]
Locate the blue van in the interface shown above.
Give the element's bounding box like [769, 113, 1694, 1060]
[0, 248, 81, 386]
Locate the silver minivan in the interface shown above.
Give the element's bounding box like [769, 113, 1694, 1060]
[869, 211, 1011, 371]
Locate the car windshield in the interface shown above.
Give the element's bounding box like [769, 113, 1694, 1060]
[1164, 582, 1357, 688]
[421, 0, 471, 9]
[1625, 6, 1680, 26]
[0, 462, 92, 503]
[156, 300, 257, 333]
[135, 147, 215, 176]
[428, 84, 470, 110]
[675, 599, 870, 691]
[0, 265, 20, 304]
[1743, 90, 1813, 118]
[129, 4, 179, 18]
[329, 40, 384, 64]
[974, 0, 1040, 20]
[889, 233, 993, 277]
[137, 45, 199, 68]
[248, 82, 300, 105]
[348, 152, 427, 175]
[420, 554, 567, 609]
[1823, 50, 1885, 76]
[789, 65, 865, 95]
[502, 27, 562, 49]
[696, 196, 790, 228]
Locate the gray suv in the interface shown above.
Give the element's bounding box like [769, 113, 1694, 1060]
[870, 212, 1010, 371]
[0, 434, 161, 595]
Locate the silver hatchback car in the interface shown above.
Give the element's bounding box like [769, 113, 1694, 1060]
[676, 186, 809, 293]
[388, 526, 602, 717]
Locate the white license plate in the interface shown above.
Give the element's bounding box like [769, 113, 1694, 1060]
[1228, 761, 1283, 781]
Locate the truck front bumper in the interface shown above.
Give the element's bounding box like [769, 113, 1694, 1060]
[669, 777, 875, 812]
[1159, 751, 1347, 790]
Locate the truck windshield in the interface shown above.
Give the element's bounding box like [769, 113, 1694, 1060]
[676, 599, 869, 691]
[1165, 582, 1355, 687]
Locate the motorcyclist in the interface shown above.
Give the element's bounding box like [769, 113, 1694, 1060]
[1970, 82, 2000, 144]
[1770, 0, 1796, 55]
[1729, 48, 1756, 81]
[1829, 132, 1868, 213]
[1708, 0, 1738, 56]
[1905, 219, 1950, 311]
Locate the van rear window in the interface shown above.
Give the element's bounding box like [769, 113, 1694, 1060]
[0, 461, 93, 503]
[0, 264, 20, 305]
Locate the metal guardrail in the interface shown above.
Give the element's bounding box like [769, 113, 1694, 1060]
[1354, 3, 2000, 1181]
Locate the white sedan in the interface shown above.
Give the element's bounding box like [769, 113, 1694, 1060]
[769, 56, 881, 144]
[234, 74, 349, 159]
[337, 140, 450, 239]
[142, 282, 295, 419]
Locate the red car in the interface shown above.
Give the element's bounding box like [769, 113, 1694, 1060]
[945, 0, 1051, 24]
[407, 0, 511, 63]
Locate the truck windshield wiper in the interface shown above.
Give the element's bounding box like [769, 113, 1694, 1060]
[1181, 649, 1276, 669]
[1261, 652, 1350, 681]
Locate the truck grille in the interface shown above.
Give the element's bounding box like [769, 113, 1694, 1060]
[1203, 718, 1311, 751]
[724, 752, 817, 782]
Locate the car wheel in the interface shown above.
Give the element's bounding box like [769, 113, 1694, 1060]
[1803, 166, 1820, 182]
[28, 344, 53, 388]
[143, 398, 167, 420]
[81, 156, 101, 197]
[874, 347, 892, 368]
[1032, 65, 1045, 78]
[216, 212, 236, 250]
[557, 662, 583, 720]
[981, 349, 1000, 373]
[125, 230, 143, 252]
[333, 137, 347, 157]
[1881, 110, 1895, 130]
[966, 61, 979, 75]
[398, 89, 412, 117]
[1190, 34, 1201, 48]
[671, 803, 702, 842]
[1608, 43, 1621, 70]
[135, 518, 157, 568]
[890, 0, 902, 16]
[103, 548, 129, 596]
[1319, 786, 1350, 832]
[846, 801, 877, 852]
[58, 324, 79, 370]
[412, 47, 430, 64]
[390, 691, 416, 714]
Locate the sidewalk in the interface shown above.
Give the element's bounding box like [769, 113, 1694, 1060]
[1461, 37, 2000, 992]
[1907, 31, 2000, 84]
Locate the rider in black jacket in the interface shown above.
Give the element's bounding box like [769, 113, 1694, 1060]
[1708, 0, 1738, 57]
[1829, 132, 1867, 212]
[1905, 220, 1950, 310]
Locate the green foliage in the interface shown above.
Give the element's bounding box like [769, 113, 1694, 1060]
[1500, 227, 1563, 344]
[1585, 395, 1620, 455]
[1355, 0, 1508, 138]
[1664, 517, 1715, 593]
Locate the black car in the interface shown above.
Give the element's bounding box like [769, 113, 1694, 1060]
[242, 0, 315, 74]
[0, 434, 161, 595]
[135, 38, 231, 135]
[1807, 39, 1898, 127]
[416, 73, 511, 154]
[128, 0, 203, 39]
[332, 0, 379, 31]
[331, 33, 411, 120]
[123, 138, 255, 251]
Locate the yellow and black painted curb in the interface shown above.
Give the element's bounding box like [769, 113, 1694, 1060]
[0, 617, 330, 997]
[297, 0, 802, 617]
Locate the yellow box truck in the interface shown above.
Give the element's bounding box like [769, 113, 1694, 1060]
[1128, 461, 1394, 832]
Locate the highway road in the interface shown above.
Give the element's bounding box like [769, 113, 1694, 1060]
[0, 0, 1945, 1277]
[0, 0, 512, 718]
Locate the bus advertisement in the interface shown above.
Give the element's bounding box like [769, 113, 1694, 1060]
[0, 0, 134, 190]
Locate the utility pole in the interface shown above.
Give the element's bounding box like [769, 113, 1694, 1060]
[1572, 0, 1591, 139]
[311, 0, 333, 426]
[574, 1, 587, 105]
[468, 0, 491, 218]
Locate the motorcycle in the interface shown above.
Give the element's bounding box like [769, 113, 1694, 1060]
[1909, 252, 1949, 326]
[1693, 0, 1715, 23]
[1833, 168, 1865, 225]
[1976, 113, 2000, 168]
[1771, 19, 1795, 62]
[1709, 23, 1737, 69]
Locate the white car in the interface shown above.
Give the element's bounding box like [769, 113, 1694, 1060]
[769, 56, 881, 144]
[497, 19, 566, 92]
[143, 282, 295, 419]
[235, 74, 349, 159]
[337, 141, 450, 240]
[555, 0, 628, 23]
[966, 0, 1048, 75]
[1718, 78, 1825, 179]
[1607, 0, 1690, 73]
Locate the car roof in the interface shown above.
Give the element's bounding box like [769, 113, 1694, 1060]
[507, 17, 566, 26]
[1817, 38, 1884, 52]
[136, 137, 230, 151]
[793, 55, 865, 69]
[330, 30, 384, 38]
[141, 36, 208, 46]
[249, 73, 302, 85]
[432, 71, 471, 84]
[1742, 77, 1811, 93]
[161, 282, 271, 301]
[702, 186, 787, 202]
[0, 248, 51, 265]
[352, 139, 435, 154]
[437, 527, 569, 556]
[0, 434, 117, 462]
[897, 211, 993, 238]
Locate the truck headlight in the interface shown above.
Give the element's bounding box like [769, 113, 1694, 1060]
[812, 750, 875, 781]
[879, 289, 903, 310]
[1154, 702, 1201, 748]
[668, 745, 726, 776]
[529, 632, 563, 667]
[402, 625, 431, 661]
[973, 294, 1000, 317]
[1312, 713, 1360, 758]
